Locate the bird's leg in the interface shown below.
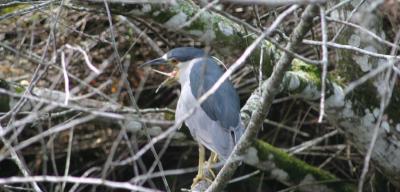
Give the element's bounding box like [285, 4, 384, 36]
[210, 151, 218, 164]
[191, 144, 206, 188]
[207, 152, 218, 178]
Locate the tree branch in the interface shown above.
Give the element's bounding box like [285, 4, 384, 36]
[205, 5, 319, 192]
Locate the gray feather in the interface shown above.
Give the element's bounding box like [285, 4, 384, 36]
[189, 57, 240, 129]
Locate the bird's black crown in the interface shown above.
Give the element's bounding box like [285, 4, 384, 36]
[166, 47, 207, 62]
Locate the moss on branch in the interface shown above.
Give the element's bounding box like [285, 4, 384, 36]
[251, 140, 355, 192]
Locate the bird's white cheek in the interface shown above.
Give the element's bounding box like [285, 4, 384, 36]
[177, 62, 185, 69]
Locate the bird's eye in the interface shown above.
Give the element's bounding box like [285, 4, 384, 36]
[170, 59, 178, 65]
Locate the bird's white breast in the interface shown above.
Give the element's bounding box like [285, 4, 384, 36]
[175, 82, 235, 159]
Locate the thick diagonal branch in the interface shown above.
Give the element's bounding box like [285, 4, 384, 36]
[205, 5, 319, 192]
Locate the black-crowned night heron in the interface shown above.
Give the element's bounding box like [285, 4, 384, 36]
[142, 47, 244, 187]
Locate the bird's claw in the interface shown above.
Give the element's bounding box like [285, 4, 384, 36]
[208, 166, 216, 179]
[191, 172, 213, 188]
[191, 174, 202, 188]
[191, 146, 218, 188]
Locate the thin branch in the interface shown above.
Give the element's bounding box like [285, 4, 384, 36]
[318, 6, 328, 123]
[343, 60, 392, 95]
[0, 88, 124, 136]
[65, 44, 101, 74]
[211, 8, 321, 65]
[84, 0, 173, 4]
[258, 46, 264, 95]
[119, 16, 164, 56]
[61, 127, 74, 192]
[228, 170, 260, 184]
[357, 73, 389, 192]
[326, 17, 399, 49]
[264, 119, 310, 137]
[178, 0, 220, 29]
[198, 5, 300, 106]
[0, 126, 43, 192]
[330, 0, 366, 42]
[303, 39, 400, 60]
[288, 130, 339, 154]
[0, 115, 96, 162]
[357, 27, 400, 192]
[113, 105, 198, 166]
[61, 51, 70, 105]
[102, 6, 170, 189]
[222, 0, 326, 6]
[326, 0, 352, 14]
[0, 42, 119, 121]
[68, 167, 101, 192]
[0, 1, 52, 20]
[100, 128, 125, 180]
[0, 175, 159, 192]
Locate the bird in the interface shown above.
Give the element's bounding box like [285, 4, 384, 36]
[141, 47, 244, 187]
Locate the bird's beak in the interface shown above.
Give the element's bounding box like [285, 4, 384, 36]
[140, 57, 175, 77]
[140, 57, 178, 92]
[140, 57, 167, 67]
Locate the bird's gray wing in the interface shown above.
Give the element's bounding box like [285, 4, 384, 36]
[189, 57, 240, 129]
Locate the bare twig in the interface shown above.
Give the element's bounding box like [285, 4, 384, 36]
[84, 0, 173, 4]
[288, 130, 339, 154]
[228, 170, 260, 184]
[0, 175, 159, 192]
[103, 1, 171, 190]
[357, 28, 400, 192]
[0, 115, 97, 162]
[0, 126, 43, 192]
[211, 7, 321, 65]
[65, 44, 101, 74]
[264, 119, 310, 137]
[178, 0, 220, 29]
[119, 16, 164, 56]
[330, 0, 366, 42]
[357, 75, 388, 192]
[61, 51, 70, 105]
[318, 6, 328, 123]
[222, 0, 326, 6]
[343, 60, 392, 95]
[0, 1, 52, 20]
[303, 39, 400, 60]
[326, 0, 351, 14]
[60, 127, 74, 192]
[326, 17, 399, 49]
[198, 5, 300, 106]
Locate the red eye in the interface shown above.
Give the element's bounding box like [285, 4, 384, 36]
[170, 59, 178, 65]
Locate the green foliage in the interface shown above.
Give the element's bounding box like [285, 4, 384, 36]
[0, 4, 29, 16]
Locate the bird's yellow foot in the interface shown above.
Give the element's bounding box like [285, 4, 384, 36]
[191, 172, 213, 188]
[207, 166, 216, 179]
[191, 145, 214, 188]
[191, 173, 203, 188]
[207, 152, 218, 179]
